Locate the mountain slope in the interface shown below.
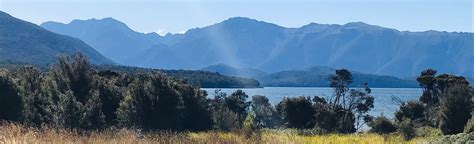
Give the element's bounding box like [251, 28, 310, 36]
[41, 17, 474, 78]
[41, 18, 162, 65]
[0, 11, 113, 65]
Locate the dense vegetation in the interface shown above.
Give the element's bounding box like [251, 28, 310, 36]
[0, 54, 472, 143]
[95, 65, 261, 88]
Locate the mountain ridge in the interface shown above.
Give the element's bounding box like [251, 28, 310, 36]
[0, 11, 114, 65]
[41, 16, 474, 78]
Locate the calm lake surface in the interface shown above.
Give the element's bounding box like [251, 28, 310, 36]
[202, 87, 422, 118]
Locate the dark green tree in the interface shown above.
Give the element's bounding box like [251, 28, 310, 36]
[251, 95, 279, 128]
[276, 96, 315, 129]
[0, 75, 22, 121]
[210, 90, 240, 131]
[328, 69, 374, 133]
[439, 84, 472, 134]
[12, 66, 50, 126]
[42, 54, 105, 129]
[368, 116, 397, 134]
[225, 90, 250, 126]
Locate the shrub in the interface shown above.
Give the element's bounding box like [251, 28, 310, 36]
[12, 66, 49, 126]
[251, 95, 279, 128]
[276, 96, 314, 129]
[212, 106, 240, 131]
[368, 116, 397, 134]
[313, 98, 355, 133]
[116, 73, 181, 130]
[225, 90, 250, 126]
[0, 75, 22, 121]
[242, 112, 259, 137]
[439, 84, 472, 135]
[398, 118, 416, 140]
[394, 101, 427, 125]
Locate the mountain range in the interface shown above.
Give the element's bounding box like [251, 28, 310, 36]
[0, 11, 113, 65]
[41, 17, 474, 78]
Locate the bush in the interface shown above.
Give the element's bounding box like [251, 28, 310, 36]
[225, 90, 250, 126]
[242, 112, 259, 137]
[276, 97, 314, 129]
[368, 116, 397, 134]
[394, 101, 426, 125]
[398, 118, 416, 140]
[212, 106, 240, 131]
[251, 95, 279, 128]
[439, 84, 472, 135]
[312, 96, 356, 133]
[0, 75, 22, 121]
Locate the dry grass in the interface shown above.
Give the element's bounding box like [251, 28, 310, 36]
[0, 123, 432, 144]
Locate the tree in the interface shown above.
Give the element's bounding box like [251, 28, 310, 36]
[276, 96, 315, 129]
[12, 66, 50, 126]
[439, 84, 472, 134]
[210, 90, 240, 131]
[251, 95, 279, 128]
[394, 101, 427, 126]
[225, 90, 250, 126]
[42, 54, 105, 129]
[0, 75, 22, 121]
[117, 73, 180, 130]
[368, 116, 397, 134]
[328, 69, 374, 132]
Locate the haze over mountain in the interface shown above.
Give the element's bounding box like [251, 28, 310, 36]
[41, 17, 474, 78]
[0, 11, 113, 65]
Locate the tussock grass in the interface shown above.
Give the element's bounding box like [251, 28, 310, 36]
[0, 123, 431, 144]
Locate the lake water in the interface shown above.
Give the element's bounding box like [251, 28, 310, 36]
[202, 87, 422, 118]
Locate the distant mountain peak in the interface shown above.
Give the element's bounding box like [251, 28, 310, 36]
[219, 17, 283, 28]
[224, 17, 257, 22]
[342, 22, 392, 31]
[0, 11, 12, 18]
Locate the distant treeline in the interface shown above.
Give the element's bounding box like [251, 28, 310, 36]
[95, 65, 261, 88]
[0, 61, 261, 88]
[0, 54, 472, 140]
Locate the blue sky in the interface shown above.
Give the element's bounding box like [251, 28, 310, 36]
[0, 0, 472, 35]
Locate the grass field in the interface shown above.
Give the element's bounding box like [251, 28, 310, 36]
[0, 123, 439, 144]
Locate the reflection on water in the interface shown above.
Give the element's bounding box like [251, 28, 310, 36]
[202, 87, 422, 118]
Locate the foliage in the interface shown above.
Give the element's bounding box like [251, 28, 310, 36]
[210, 90, 240, 131]
[398, 118, 416, 140]
[251, 95, 279, 128]
[225, 90, 250, 126]
[11, 66, 49, 126]
[41, 54, 105, 129]
[368, 116, 397, 134]
[276, 96, 315, 129]
[439, 84, 472, 135]
[328, 69, 374, 132]
[0, 75, 22, 121]
[95, 65, 261, 88]
[394, 101, 427, 126]
[242, 112, 259, 137]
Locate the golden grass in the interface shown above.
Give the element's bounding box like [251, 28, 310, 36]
[0, 123, 432, 144]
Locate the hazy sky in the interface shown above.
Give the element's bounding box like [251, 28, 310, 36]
[0, 0, 472, 35]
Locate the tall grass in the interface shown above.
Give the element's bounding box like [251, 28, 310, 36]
[0, 123, 430, 143]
